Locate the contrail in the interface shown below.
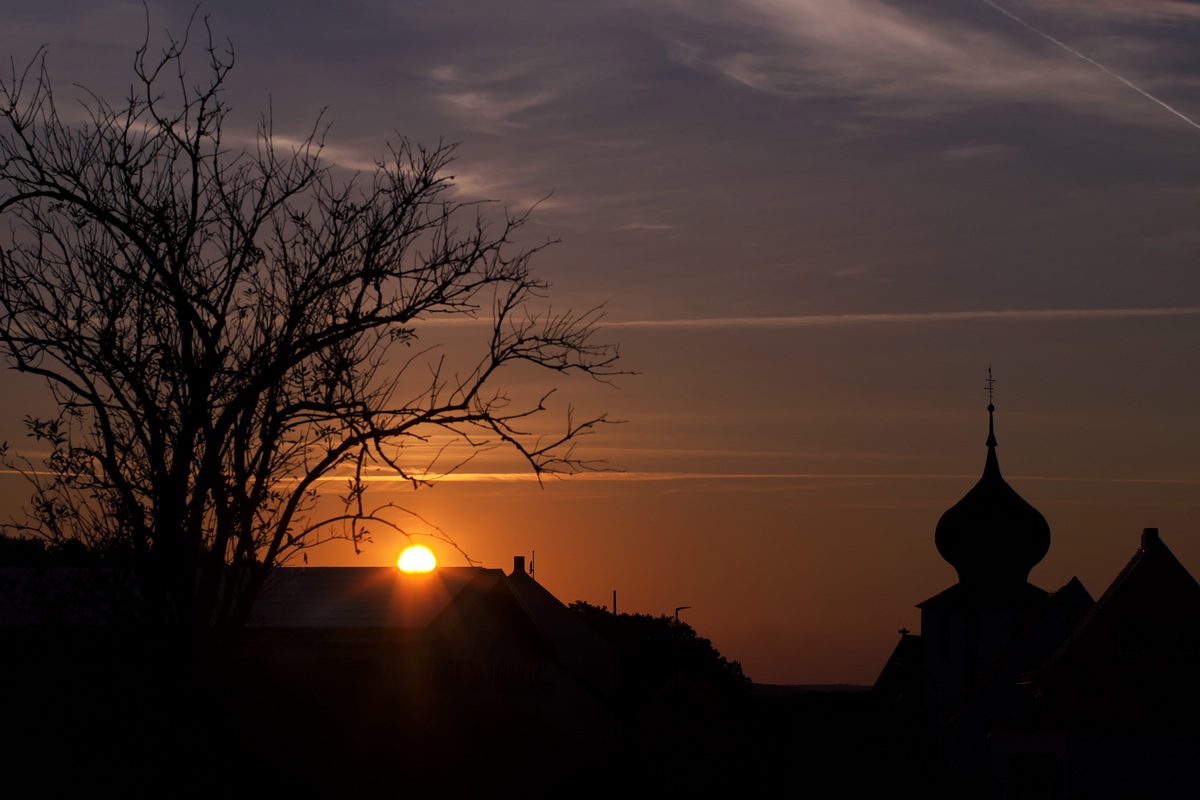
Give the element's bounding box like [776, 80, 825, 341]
[980, 0, 1200, 131]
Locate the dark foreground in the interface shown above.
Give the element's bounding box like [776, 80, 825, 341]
[3, 633, 927, 796]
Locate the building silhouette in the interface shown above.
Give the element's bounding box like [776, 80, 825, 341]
[0, 555, 620, 791]
[875, 401, 1200, 798]
[1, 551, 752, 792]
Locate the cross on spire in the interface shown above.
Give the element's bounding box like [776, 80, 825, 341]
[985, 366, 997, 448]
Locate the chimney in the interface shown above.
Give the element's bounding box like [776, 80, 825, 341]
[1142, 527, 1160, 550]
[513, 555, 526, 576]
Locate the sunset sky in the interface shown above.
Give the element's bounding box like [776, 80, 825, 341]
[2, 0, 1198, 684]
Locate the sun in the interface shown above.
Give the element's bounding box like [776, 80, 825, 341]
[397, 544, 437, 573]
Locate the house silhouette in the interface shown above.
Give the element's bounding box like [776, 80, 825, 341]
[240, 555, 618, 742]
[0, 554, 620, 792]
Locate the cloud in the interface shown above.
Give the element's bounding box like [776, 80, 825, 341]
[416, 471, 958, 482]
[1021, 0, 1200, 22]
[408, 306, 1200, 330]
[439, 164, 567, 210]
[977, 0, 1200, 131]
[439, 89, 556, 132]
[618, 222, 676, 231]
[669, 0, 1055, 98]
[306, 469, 1200, 486]
[603, 306, 1200, 328]
[428, 56, 559, 133]
[662, 0, 1186, 122]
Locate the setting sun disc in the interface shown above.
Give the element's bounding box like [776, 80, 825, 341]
[397, 544, 437, 573]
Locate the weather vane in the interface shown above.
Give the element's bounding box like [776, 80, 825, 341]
[985, 365, 995, 408]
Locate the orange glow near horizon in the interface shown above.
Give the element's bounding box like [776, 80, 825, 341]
[397, 544, 437, 573]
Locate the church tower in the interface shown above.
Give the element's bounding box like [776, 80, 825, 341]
[873, 373, 1199, 795]
[918, 380, 1052, 726]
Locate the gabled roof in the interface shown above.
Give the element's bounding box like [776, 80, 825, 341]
[0, 565, 507, 633]
[505, 566, 617, 698]
[248, 566, 499, 633]
[1029, 529, 1200, 731]
[0, 566, 136, 626]
[1, 562, 618, 680]
[1038, 529, 1200, 677]
[247, 561, 618, 700]
[871, 631, 923, 707]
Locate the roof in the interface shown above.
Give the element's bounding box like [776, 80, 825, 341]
[1040, 529, 1199, 675]
[943, 576, 1094, 728]
[505, 566, 617, 696]
[1029, 529, 1200, 731]
[917, 580, 1048, 610]
[0, 566, 134, 626]
[248, 566, 499, 632]
[933, 403, 1051, 590]
[1, 560, 619, 702]
[871, 631, 923, 707]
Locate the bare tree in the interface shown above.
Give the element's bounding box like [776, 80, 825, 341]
[0, 22, 618, 629]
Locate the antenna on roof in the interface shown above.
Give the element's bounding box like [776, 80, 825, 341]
[529, 549, 535, 579]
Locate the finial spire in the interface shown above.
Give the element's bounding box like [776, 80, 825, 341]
[985, 366, 997, 448]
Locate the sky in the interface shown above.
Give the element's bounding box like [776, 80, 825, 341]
[1, 0, 1199, 684]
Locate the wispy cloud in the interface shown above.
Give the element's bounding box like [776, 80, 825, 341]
[306, 469, 1200, 486]
[439, 90, 556, 132]
[663, 0, 1186, 123]
[618, 222, 676, 231]
[603, 306, 1200, 329]
[429, 60, 558, 133]
[1021, 0, 1200, 23]
[403, 306, 1200, 329]
[11, 467, 1196, 488]
[669, 0, 1063, 101]
[978, 0, 1200, 130]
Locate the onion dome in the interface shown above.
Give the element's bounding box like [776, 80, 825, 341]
[934, 402, 1050, 591]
